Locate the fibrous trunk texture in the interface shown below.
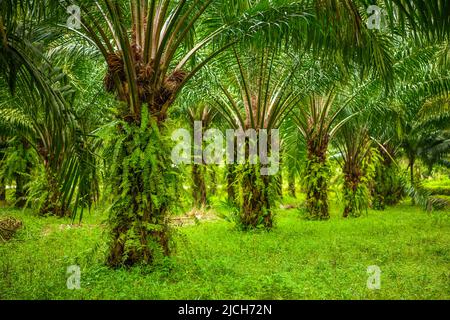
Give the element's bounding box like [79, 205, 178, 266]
[192, 164, 207, 208]
[343, 170, 362, 218]
[209, 168, 217, 196]
[288, 172, 296, 198]
[240, 163, 272, 230]
[40, 171, 67, 217]
[226, 164, 237, 205]
[107, 122, 175, 267]
[305, 136, 329, 220]
[14, 172, 27, 208]
[372, 148, 404, 210]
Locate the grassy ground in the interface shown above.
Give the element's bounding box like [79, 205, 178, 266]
[0, 201, 449, 300]
[423, 176, 450, 196]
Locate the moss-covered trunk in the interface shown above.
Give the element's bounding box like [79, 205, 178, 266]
[192, 163, 207, 208]
[372, 147, 404, 210]
[209, 168, 217, 196]
[40, 170, 67, 217]
[226, 164, 237, 205]
[343, 170, 362, 218]
[240, 163, 272, 229]
[107, 121, 175, 267]
[409, 155, 416, 205]
[275, 167, 283, 199]
[305, 136, 330, 220]
[288, 172, 296, 198]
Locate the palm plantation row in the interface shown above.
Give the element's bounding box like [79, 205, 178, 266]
[0, 0, 449, 267]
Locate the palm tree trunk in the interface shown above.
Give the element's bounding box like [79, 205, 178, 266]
[410, 156, 416, 205]
[15, 139, 31, 208]
[209, 168, 217, 196]
[107, 122, 173, 267]
[238, 135, 273, 229]
[40, 170, 67, 216]
[305, 138, 330, 220]
[226, 164, 237, 205]
[276, 168, 283, 198]
[0, 139, 5, 202]
[240, 163, 272, 229]
[15, 173, 26, 208]
[372, 146, 403, 209]
[288, 172, 296, 198]
[0, 180, 6, 202]
[192, 164, 207, 208]
[343, 171, 361, 218]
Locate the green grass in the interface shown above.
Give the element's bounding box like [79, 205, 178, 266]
[0, 202, 449, 300]
[423, 177, 450, 195]
[423, 176, 450, 188]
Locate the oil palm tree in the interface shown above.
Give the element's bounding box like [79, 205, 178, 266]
[293, 89, 358, 219]
[419, 129, 450, 174]
[188, 105, 218, 208]
[0, 70, 100, 217]
[281, 115, 307, 200]
[212, 47, 304, 229]
[0, 1, 101, 217]
[355, 41, 450, 209]
[57, 0, 239, 266]
[389, 47, 450, 192]
[334, 118, 375, 217]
